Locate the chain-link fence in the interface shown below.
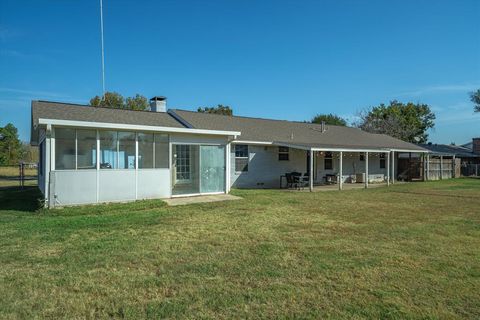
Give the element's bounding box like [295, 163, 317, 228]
[0, 163, 38, 188]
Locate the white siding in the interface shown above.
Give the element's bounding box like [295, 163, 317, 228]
[137, 169, 171, 199]
[231, 145, 307, 188]
[50, 170, 97, 205]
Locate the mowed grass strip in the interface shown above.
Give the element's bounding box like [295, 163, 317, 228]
[0, 179, 479, 319]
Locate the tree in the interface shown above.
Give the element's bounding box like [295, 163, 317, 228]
[125, 94, 149, 111]
[0, 123, 22, 165]
[470, 89, 480, 112]
[20, 142, 39, 163]
[197, 105, 233, 116]
[90, 92, 124, 109]
[355, 100, 435, 143]
[311, 113, 347, 126]
[89, 92, 149, 110]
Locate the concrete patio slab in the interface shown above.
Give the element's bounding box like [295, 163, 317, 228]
[164, 194, 242, 206]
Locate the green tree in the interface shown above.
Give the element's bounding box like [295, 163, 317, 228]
[470, 89, 480, 112]
[125, 94, 149, 111]
[356, 100, 435, 143]
[90, 92, 125, 109]
[0, 123, 22, 165]
[197, 105, 233, 116]
[311, 114, 347, 126]
[90, 92, 149, 110]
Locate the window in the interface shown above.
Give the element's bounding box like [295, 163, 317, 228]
[176, 145, 191, 181]
[100, 131, 118, 169]
[77, 129, 97, 169]
[138, 133, 154, 169]
[235, 144, 249, 172]
[278, 146, 289, 161]
[55, 128, 76, 169]
[154, 133, 169, 168]
[379, 153, 386, 169]
[118, 132, 136, 169]
[324, 151, 333, 170]
[360, 154, 365, 161]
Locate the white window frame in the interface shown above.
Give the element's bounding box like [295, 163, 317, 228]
[235, 144, 249, 173]
[278, 146, 289, 161]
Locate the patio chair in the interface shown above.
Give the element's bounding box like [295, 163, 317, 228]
[285, 173, 298, 189]
[292, 172, 309, 190]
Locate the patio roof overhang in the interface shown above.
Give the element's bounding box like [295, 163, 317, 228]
[272, 141, 429, 153]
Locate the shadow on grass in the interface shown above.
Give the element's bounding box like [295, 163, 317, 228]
[0, 187, 43, 212]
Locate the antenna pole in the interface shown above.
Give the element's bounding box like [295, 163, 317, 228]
[100, 0, 106, 98]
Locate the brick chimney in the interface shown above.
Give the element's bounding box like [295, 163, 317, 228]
[473, 138, 480, 154]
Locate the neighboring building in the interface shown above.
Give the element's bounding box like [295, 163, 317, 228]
[419, 139, 480, 177]
[31, 98, 427, 208]
[419, 141, 480, 164]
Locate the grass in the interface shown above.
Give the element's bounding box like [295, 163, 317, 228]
[0, 179, 479, 319]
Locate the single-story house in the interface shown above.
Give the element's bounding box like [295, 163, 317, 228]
[31, 97, 428, 208]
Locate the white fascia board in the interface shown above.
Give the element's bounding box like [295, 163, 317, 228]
[38, 118, 241, 137]
[232, 140, 274, 145]
[275, 142, 390, 152]
[311, 147, 390, 153]
[390, 149, 429, 153]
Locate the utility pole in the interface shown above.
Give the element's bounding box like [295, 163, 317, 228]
[100, 0, 106, 98]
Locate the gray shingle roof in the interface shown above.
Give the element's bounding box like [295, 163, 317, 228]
[418, 143, 478, 157]
[170, 109, 426, 151]
[30, 100, 427, 152]
[31, 100, 184, 144]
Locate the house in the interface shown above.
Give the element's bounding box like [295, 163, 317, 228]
[31, 97, 428, 208]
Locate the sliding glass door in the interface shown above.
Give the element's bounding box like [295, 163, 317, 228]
[172, 144, 225, 196]
[200, 145, 225, 193]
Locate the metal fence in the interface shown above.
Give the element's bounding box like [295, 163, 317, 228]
[0, 163, 38, 188]
[461, 164, 480, 177]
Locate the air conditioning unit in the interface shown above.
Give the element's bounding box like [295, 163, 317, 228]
[356, 173, 365, 183]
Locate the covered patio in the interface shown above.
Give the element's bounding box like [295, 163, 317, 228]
[275, 142, 428, 192]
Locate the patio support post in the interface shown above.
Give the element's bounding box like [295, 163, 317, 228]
[365, 151, 369, 189]
[440, 155, 443, 180]
[452, 155, 456, 178]
[426, 154, 430, 181]
[309, 149, 314, 192]
[339, 151, 343, 190]
[386, 151, 390, 186]
[391, 151, 395, 184]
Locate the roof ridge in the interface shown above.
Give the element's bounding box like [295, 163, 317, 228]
[171, 108, 351, 129]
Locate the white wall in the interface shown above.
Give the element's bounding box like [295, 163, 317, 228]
[50, 169, 171, 206]
[137, 169, 171, 199]
[51, 170, 97, 206]
[231, 145, 307, 188]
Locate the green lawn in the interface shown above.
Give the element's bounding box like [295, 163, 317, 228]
[1, 179, 479, 319]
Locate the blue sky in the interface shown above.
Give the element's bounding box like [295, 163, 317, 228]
[1, 0, 479, 144]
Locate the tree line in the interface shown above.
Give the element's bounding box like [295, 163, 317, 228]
[0, 123, 38, 166]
